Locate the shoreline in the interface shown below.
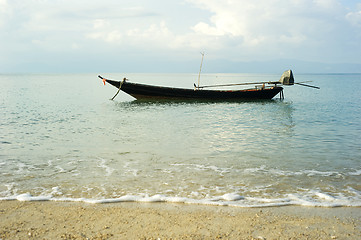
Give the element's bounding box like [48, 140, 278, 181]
[1, 201, 360, 239]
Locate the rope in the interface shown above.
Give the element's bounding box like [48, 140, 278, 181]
[110, 78, 126, 100]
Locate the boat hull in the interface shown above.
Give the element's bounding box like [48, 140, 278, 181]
[105, 79, 283, 100]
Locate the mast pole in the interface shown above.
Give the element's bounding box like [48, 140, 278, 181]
[197, 52, 205, 89]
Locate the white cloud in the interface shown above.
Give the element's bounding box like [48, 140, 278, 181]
[192, 22, 224, 36]
[186, 0, 345, 46]
[0, 0, 8, 11]
[171, 0, 361, 63]
[0, 0, 11, 27]
[313, 0, 342, 10]
[93, 19, 108, 29]
[346, 9, 361, 27]
[1, 0, 351, 51]
[0, 0, 7, 10]
[1, 0, 361, 72]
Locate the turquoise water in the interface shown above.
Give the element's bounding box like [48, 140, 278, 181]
[0, 73, 360, 207]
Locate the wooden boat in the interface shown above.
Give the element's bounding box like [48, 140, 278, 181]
[99, 77, 282, 100]
[98, 70, 299, 101]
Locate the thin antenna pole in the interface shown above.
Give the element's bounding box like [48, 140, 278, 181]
[197, 52, 205, 89]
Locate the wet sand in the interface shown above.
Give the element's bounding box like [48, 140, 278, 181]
[0, 201, 360, 239]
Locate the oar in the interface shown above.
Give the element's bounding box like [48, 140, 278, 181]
[295, 82, 320, 89]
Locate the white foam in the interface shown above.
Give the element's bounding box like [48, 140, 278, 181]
[1, 190, 360, 208]
[171, 163, 231, 175]
[166, 196, 188, 203]
[84, 195, 138, 204]
[303, 170, 338, 177]
[221, 193, 244, 201]
[55, 166, 66, 173]
[1, 183, 17, 196]
[137, 195, 164, 203]
[123, 161, 140, 176]
[243, 166, 345, 178]
[47, 159, 53, 166]
[16, 193, 51, 202]
[97, 158, 115, 176]
[246, 197, 291, 204]
[286, 191, 361, 207]
[314, 192, 336, 201]
[15, 162, 29, 174]
[50, 186, 63, 196]
[346, 186, 361, 196]
[349, 169, 361, 176]
[243, 165, 267, 174]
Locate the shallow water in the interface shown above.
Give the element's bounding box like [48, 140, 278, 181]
[1, 73, 360, 207]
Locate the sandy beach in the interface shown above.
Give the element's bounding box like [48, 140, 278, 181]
[0, 201, 359, 239]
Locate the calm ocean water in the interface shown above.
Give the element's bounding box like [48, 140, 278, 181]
[0, 73, 360, 207]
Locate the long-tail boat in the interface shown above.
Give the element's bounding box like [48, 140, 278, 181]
[98, 69, 319, 101]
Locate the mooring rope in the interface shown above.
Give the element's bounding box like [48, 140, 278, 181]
[110, 78, 127, 100]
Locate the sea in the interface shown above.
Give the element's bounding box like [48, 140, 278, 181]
[0, 72, 360, 208]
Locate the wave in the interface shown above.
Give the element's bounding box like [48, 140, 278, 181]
[1, 190, 360, 208]
[243, 165, 361, 177]
[349, 169, 361, 176]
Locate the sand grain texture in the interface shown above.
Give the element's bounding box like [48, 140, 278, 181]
[0, 201, 360, 239]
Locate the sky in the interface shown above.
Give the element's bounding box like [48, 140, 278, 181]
[1, 0, 361, 73]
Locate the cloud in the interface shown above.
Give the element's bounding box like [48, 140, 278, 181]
[192, 22, 224, 36]
[1, 0, 355, 52]
[0, 0, 11, 27]
[346, 5, 361, 27]
[187, 0, 344, 45]
[0, 0, 8, 12]
[1, 0, 361, 73]
[179, 0, 361, 63]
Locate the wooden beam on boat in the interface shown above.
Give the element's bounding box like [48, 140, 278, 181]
[198, 81, 280, 89]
